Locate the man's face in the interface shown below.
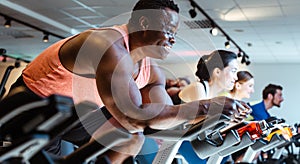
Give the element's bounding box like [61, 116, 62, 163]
[272, 89, 284, 107]
[140, 8, 179, 59]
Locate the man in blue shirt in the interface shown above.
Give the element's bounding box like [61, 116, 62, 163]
[249, 83, 284, 121]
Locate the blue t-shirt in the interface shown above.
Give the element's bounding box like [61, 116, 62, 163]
[249, 100, 270, 121]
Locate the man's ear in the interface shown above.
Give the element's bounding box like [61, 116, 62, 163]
[267, 93, 273, 99]
[139, 16, 149, 30]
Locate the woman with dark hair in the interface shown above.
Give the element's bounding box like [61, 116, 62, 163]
[179, 50, 238, 102]
[178, 50, 239, 164]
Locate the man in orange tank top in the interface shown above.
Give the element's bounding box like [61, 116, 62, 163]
[8, 0, 251, 163]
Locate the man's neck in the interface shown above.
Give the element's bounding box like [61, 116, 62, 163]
[263, 99, 273, 110]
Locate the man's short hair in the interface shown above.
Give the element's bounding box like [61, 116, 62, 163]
[129, 0, 179, 26]
[132, 0, 179, 13]
[262, 84, 283, 99]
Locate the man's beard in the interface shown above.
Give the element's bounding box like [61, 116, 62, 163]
[272, 98, 281, 107]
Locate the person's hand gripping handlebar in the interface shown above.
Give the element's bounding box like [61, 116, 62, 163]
[232, 100, 252, 122]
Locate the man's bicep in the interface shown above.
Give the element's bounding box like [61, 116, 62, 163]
[140, 84, 173, 105]
[140, 61, 173, 105]
[96, 53, 143, 114]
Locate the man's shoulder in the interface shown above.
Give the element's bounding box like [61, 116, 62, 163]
[86, 28, 125, 46]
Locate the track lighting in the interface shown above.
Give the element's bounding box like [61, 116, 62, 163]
[187, 0, 251, 65]
[237, 51, 244, 57]
[241, 54, 251, 65]
[189, 0, 197, 19]
[225, 40, 230, 49]
[43, 33, 49, 42]
[245, 60, 251, 65]
[1, 13, 65, 43]
[210, 27, 218, 36]
[189, 8, 197, 18]
[4, 18, 11, 28]
[241, 55, 246, 64]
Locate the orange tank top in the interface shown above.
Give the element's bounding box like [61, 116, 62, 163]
[22, 24, 151, 107]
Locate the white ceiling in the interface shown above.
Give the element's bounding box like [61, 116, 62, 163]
[1, 0, 300, 64]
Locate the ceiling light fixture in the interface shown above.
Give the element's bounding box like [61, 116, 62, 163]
[241, 54, 251, 65]
[225, 40, 230, 49]
[43, 33, 49, 42]
[245, 60, 251, 65]
[4, 18, 11, 28]
[189, 8, 197, 18]
[189, 0, 197, 18]
[210, 27, 218, 36]
[237, 50, 244, 57]
[241, 55, 246, 64]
